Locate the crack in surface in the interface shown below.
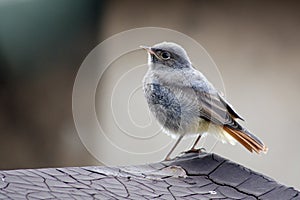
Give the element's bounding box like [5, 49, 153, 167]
[177, 158, 260, 199]
[166, 185, 176, 200]
[207, 160, 227, 176]
[0, 152, 299, 199]
[207, 175, 258, 199]
[258, 186, 277, 197]
[114, 177, 130, 198]
[130, 179, 156, 193]
[235, 177, 251, 188]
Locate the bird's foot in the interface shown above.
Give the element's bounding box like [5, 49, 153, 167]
[182, 147, 206, 154]
[164, 156, 171, 161]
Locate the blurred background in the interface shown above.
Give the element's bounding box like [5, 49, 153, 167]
[1, 0, 300, 189]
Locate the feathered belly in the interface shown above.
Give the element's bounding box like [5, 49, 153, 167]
[143, 83, 201, 136]
[143, 82, 237, 145]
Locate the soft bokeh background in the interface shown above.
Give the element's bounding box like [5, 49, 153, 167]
[1, 0, 299, 189]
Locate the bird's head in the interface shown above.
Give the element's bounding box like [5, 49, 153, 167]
[141, 42, 191, 70]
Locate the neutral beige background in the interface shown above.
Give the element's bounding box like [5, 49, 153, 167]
[0, 0, 299, 191]
[99, 0, 300, 189]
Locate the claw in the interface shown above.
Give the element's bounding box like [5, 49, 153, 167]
[183, 147, 206, 154]
[164, 156, 171, 161]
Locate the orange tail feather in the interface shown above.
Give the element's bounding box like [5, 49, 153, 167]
[223, 126, 268, 153]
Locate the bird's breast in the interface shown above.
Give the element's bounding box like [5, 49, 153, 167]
[143, 80, 201, 135]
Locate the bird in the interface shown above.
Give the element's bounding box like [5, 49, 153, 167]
[141, 42, 268, 160]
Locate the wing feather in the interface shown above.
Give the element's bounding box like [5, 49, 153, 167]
[189, 78, 267, 153]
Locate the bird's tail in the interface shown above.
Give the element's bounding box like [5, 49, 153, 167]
[223, 126, 268, 154]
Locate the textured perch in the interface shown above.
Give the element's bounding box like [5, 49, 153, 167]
[0, 152, 299, 199]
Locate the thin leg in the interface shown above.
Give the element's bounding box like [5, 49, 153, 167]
[190, 134, 202, 151]
[164, 135, 184, 161]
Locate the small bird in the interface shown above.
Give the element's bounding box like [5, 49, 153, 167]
[141, 42, 268, 160]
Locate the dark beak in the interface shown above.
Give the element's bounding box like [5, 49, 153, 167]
[140, 45, 155, 55]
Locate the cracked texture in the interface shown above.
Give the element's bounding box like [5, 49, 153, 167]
[0, 152, 299, 199]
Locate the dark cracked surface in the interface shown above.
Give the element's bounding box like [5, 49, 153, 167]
[0, 152, 299, 199]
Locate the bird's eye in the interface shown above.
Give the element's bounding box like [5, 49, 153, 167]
[160, 51, 171, 60]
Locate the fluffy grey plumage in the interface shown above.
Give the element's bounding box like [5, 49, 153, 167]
[141, 42, 267, 160]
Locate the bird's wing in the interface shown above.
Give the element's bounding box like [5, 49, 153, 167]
[189, 77, 242, 127]
[218, 93, 244, 120]
[189, 76, 267, 153]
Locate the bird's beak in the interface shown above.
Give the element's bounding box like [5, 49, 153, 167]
[140, 45, 156, 55]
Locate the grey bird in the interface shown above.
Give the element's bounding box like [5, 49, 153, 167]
[141, 42, 268, 160]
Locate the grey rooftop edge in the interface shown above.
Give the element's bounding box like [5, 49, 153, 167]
[0, 152, 299, 199]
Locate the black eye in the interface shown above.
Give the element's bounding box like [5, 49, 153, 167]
[161, 51, 171, 60]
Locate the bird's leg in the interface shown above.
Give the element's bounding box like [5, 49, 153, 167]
[164, 135, 184, 161]
[189, 134, 202, 151]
